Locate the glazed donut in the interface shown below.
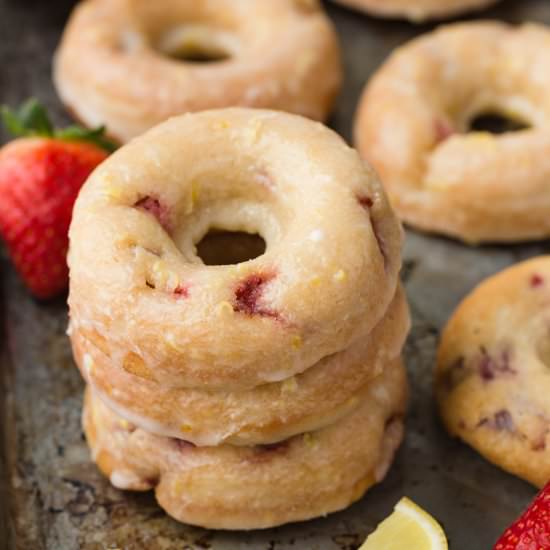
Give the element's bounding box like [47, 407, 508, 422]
[355, 22, 550, 243]
[83, 357, 408, 530]
[53, 0, 342, 143]
[68, 108, 403, 391]
[331, 0, 499, 22]
[71, 285, 409, 446]
[436, 257, 550, 487]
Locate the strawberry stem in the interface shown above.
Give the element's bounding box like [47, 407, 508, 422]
[1, 98, 117, 153]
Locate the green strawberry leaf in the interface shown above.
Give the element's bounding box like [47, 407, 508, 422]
[1, 106, 27, 136]
[55, 125, 118, 153]
[1, 99, 54, 137]
[18, 99, 54, 136]
[1, 98, 117, 153]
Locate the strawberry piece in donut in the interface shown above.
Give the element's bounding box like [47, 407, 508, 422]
[233, 272, 280, 319]
[134, 195, 171, 232]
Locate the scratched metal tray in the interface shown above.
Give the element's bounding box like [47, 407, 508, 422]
[2, 0, 550, 548]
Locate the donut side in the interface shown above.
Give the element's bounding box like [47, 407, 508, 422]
[83, 357, 408, 530]
[331, 0, 499, 22]
[72, 284, 410, 446]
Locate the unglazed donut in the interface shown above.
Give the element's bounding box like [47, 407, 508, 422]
[436, 257, 550, 487]
[84, 357, 408, 530]
[68, 108, 403, 391]
[53, 0, 342, 143]
[355, 22, 550, 243]
[331, 0, 499, 22]
[72, 285, 409, 446]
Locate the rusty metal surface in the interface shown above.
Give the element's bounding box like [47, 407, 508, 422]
[2, 0, 550, 548]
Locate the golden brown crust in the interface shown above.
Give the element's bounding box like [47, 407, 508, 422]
[355, 22, 550, 243]
[83, 357, 408, 530]
[436, 256, 550, 487]
[68, 108, 403, 391]
[54, 0, 342, 142]
[73, 285, 409, 446]
[332, 0, 499, 22]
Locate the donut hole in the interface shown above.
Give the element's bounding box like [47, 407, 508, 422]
[174, 197, 279, 264]
[162, 41, 230, 63]
[468, 111, 530, 134]
[155, 26, 234, 64]
[196, 230, 266, 266]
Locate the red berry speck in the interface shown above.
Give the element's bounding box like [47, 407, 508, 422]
[172, 438, 195, 451]
[173, 285, 189, 299]
[135, 196, 171, 232]
[233, 272, 279, 319]
[531, 274, 544, 288]
[434, 119, 455, 143]
[357, 195, 374, 209]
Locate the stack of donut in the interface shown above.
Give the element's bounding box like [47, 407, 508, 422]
[68, 108, 410, 529]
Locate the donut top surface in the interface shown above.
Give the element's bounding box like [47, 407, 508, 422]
[355, 22, 550, 243]
[68, 108, 402, 390]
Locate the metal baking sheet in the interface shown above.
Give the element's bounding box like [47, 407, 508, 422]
[2, 0, 549, 548]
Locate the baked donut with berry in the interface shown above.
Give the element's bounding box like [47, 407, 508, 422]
[54, 0, 342, 143]
[436, 257, 550, 487]
[355, 22, 550, 243]
[68, 108, 403, 391]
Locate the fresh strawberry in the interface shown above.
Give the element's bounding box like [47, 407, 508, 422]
[0, 99, 115, 299]
[494, 481, 550, 549]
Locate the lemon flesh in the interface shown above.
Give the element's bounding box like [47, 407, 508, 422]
[359, 497, 448, 550]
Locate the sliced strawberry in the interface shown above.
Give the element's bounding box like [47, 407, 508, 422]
[494, 481, 550, 549]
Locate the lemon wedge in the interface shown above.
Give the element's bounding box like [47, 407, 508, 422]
[359, 497, 448, 550]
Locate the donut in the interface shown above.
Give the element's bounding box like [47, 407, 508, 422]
[436, 256, 550, 487]
[53, 0, 342, 143]
[355, 22, 550, 243]
[71, 285, 409, 446]
[331, 0, 499, 22]
[68, 108, 403, 391]
[83, 357, 408, 530]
